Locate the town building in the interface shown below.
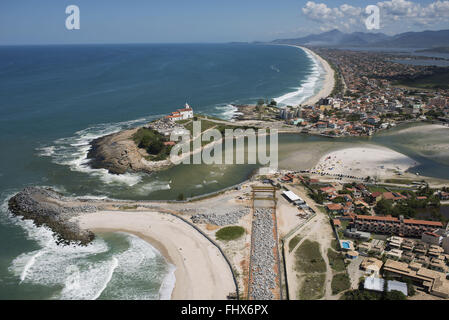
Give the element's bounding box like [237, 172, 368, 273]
[422, 231, 442, 245]
[443, 236, 449, 254]
[383, 259, 449, 298]
[354, 215, 443, 238]
[360, 257, 383, 276]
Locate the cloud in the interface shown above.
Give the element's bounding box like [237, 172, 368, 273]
[301, 0, 449, 32]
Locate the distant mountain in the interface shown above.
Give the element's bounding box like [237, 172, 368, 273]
[271, 29, 449, 48]
[383, 30, 449, 48]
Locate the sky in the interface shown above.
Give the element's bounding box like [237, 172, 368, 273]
[0, 0, 448, 44]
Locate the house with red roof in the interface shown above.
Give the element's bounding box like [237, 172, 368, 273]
[326, 203, 344, 214]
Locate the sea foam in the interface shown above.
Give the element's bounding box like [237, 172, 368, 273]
[274, 47, 324, 107]
[35, 115, 164, 187]
[2, 192, 175, 300]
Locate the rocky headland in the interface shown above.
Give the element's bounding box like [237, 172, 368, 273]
[87, 127, 172, 175]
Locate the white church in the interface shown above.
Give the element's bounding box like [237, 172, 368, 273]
[165, 103, 194, 121]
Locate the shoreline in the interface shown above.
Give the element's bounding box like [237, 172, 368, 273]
[73, 210, 236, 300]
[298, 46, 336, 106]
[279, 45, 335, 107]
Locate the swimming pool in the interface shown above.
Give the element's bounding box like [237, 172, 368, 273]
[342, 241, 350, 249]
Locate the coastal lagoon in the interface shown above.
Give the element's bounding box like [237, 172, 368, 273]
[1, 44, 448, 300]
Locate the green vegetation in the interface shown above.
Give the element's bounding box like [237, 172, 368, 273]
[118, 205, 138, 210]
[308, 190, 326, 205]
[331, 239, 340, 251]
[395, 70, 449, 89]
[298, 274, 326, 300]
[194, 113, 224, 121]
[327, 249, 346, 272]
[294, 240, 326, 273]
[288, 235, 302, 252]
[177, 193, 185, 201]
[384, 178, 413, 185]
[175, 119, 191, 125]
[346, 114, 361, 122]
[132, 128, 172, 161]
[331, 273, 351, 295]
[374, 185, 441, 220]
[367, 186, 388, 193]
[342, 289, 406, 300]
[329, 61, 344, 97]
[184, 119, 217, 135]
[216, 226, 245, 241]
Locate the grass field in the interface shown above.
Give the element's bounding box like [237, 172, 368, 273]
[331, 239, 340, 251]
[294, 239, 326, 273]
[215, 226, 245, 241]
[288, 235, 302, 252]
[327, 249, 346, 272]
[118, 205, 138, 210]
[384, 179, 414, 185]
[331, 273, 351, 295]
[298, 274, 326, 300]
[185, 119, 217, 135]
[367, 186, 388, 193]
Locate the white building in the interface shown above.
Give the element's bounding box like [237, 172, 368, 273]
[166, 103, 194, 121]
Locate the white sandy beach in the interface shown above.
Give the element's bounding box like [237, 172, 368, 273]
[297, 46, 335, 106]
[313, 146, 419, 179]
[73, 210, 235, 300]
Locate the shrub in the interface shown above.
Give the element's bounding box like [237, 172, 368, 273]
[216, 226, 245, 241]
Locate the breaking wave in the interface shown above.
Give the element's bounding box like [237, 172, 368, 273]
[274, 47, 324, 107]
[35, 115, 164, 186]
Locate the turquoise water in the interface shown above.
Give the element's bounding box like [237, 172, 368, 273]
[0, 43, 319, 299]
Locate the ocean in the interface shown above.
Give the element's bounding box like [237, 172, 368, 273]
[0, 43, 322, 299]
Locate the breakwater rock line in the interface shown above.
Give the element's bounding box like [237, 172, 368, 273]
[249, 208, 278, 300]
[8, 187, 96, 245]
[191, 209, 250, 226]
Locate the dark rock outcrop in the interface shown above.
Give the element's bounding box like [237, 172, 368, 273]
[86, 127, 172, 175]
[8, 187, 96, 245]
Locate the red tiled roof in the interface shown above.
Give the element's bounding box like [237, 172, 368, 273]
[356, 215, 398, 222]
[403, 219, 443, 227]
[320, 187, 336, 193]
[423, 231, 440, 238]
[327, 203, 343, 211]
[333, 219, 341, 226]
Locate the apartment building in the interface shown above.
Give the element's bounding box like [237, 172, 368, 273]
[354, 215, 443, 238]
[383, 259, 449, 298]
